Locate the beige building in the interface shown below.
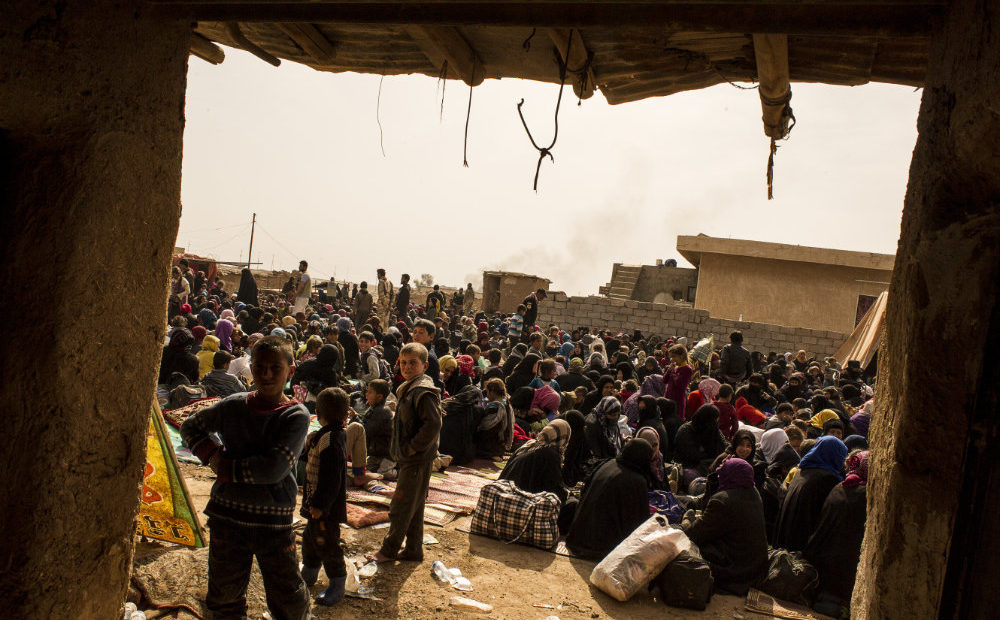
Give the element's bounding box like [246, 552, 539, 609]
[482, 270, 551, 314]
[677, 234, 894, 334]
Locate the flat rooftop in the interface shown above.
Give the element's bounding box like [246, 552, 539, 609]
[677, 234, 895, 271]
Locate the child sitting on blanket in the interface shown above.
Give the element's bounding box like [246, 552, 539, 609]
[362, 379, 396, 480]
[301, 387, 350, 606]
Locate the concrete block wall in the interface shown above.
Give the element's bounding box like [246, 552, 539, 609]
[539, 291, 847, 357]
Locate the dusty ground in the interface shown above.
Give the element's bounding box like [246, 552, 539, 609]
[137, 463, 746, 619]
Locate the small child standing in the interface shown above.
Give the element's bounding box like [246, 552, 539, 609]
[373, 342, 442, 563]
[181, 335, 311, 619]
[300, 387, 350, 606]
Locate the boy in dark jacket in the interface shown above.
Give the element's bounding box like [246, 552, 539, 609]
[181, 335, 311, 619]
[300, 388, 350, 606]
[373, 343, 442, 562]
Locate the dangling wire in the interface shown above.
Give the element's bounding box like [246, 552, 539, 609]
[376, 75, 386, 157]
[762, 90, 796, 200]
[435, 60, 448, 122]
[516, 30, 576, 190]
[462, 57, 478, 168]
[522, 28, 537, 51]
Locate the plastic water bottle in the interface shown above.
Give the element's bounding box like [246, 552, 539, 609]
[449, 596, 493, 613]
[122, 603, 137, 619]
[432, 560, 455, 585]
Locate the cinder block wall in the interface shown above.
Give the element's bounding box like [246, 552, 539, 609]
[537, 292, 847, 356]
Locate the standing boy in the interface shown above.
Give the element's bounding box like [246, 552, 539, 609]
[300, 387, 350, 606]
[294, 260, 312, 314]
[181, 335, 311, 619]
[373, 343, 442, 562]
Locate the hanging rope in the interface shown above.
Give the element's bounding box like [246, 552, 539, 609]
[462, 57, 478, 167]
[522, 28, 537, 51]
[376, 75, 386, 157]
[713, 65, 759, 90]
[761, 90, 796, 200]
[516, 31, 576, 190]
[435, 61, 448, 122]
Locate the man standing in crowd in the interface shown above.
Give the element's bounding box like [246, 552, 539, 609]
[293, 260, 312, 314]
[719, 330, 753, 386]
[425, 285, 444, 319]
[377, 268, 394, 327]
[354, 282, 374, 325]
[520, 288, 545, 342]
[464, 283, 475, 314]
[396, 273, 411, 321]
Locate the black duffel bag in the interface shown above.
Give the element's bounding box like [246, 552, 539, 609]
[653, 543, 714, 611]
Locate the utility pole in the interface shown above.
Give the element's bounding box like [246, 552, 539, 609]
[247, 212, 256, 270]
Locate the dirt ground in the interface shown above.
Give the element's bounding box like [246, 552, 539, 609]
[136, 463, 747, 619]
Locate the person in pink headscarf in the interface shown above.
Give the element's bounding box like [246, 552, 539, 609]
[687, 377, 721, 417]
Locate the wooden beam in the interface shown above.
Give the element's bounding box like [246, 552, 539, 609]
[407, 26, 484, 86]
[190, 32, 225, 64]
[752, 33, 791, 140]
[225, 22, 281, 66]
[152, 3, 942, 36]
[547, 28, 596, 100]
[276, 23, 336, 62]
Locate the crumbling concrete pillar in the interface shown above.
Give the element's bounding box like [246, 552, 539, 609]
[852, 0, 1000, 616]
[0, 2, 189, 618]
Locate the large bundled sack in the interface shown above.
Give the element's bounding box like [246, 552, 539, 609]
[654, 543, 714, 610]
[470, 480, 560, 549]
[589, 516, 688, 602]
[438, 386, 482, 465]
[757, 548, 819, 606]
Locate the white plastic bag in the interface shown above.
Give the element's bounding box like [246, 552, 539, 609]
[589, 515, 690, 601]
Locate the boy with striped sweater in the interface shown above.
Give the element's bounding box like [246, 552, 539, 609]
[181, 335, 311, 619]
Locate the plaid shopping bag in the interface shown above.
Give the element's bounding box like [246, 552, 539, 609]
[470, 480, 560, 549]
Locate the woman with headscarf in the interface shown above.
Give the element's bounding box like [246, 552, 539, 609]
[505, 352, 541, 395]
[198, 307, 217, 330]
[509, 386, 536, 434]
[774, 436, 848, 551]
[615, 361, 635, 383]
[499, 419, 572, 503]
[566, 438, 654, 560]
[636, 396, 670, 462]
[439, 355, 469, 397]
[530, 385, 561, 423]
[583, 396, 625, 459]
[236, 268, 259, 305]
[636, 426, 667, 490]
[622, 373, 666, 427]
[558, 358, 595, 393]
[687, 377, 721, 419]
[674, 404, 730, 487]
[804, 451, 869, 616]
[213, 318, 235, 353]
[197, 334, 220, 379]
[680, 458, 769, 596]
[294, 344, 341, 393]
[336, 317, 360, 377]
[560, 410, 595, 487]
[656, 397, 684, 463]
[758, 429, 801, 544]
[709, 429, 761, 486]
[503, 343, 528, 379]
[158, 328, 200, 385]
[807, 408, 842, 439]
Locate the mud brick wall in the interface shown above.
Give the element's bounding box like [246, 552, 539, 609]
[537, 292, 847, 356]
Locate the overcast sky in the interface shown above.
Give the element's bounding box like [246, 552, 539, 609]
[179, 48, 920, 295]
